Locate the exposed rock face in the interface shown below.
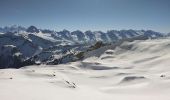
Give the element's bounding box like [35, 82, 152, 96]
[0, 45, 23, 68]
[26, 26, 39, 33]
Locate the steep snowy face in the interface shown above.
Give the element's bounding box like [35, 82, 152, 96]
[93, 31, 109, 42]
[71, 30, 86, 42]
[143, 30, 163, 38]
[57, 30, 72, 40]
[106, 30, 119, 41]
[84, 31, 96, 42]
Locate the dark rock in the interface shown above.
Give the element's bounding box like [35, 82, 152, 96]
[26, 26, 39, 33]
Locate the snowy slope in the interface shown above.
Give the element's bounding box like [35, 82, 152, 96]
[0, 38, 170, 100]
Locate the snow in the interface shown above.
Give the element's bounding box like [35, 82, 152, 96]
[0, 38, 170, 100]
[34, 32, 58, 42]
[0, 32, 4, 34]
[115, 33, 122, 39]
[94, 31, 103, 41]
[33, 46, 43, 56]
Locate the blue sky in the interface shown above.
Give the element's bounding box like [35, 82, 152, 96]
[0, 0, 170, 33]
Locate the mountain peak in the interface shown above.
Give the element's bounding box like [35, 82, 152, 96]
[26, 26, 39, 33]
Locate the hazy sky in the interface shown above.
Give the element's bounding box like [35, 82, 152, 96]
[0, 0, 170, 33]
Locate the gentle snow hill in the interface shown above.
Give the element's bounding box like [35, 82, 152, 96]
[0, 38, 170, 100]
[84, 38, 170, 70]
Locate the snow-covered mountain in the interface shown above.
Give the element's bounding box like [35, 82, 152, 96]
[0, 25, 166, 68]
[0, 26, 164, 44]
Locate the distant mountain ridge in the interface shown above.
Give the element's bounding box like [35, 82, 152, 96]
[0, 25, 165, 44]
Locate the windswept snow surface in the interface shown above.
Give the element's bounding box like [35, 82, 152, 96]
[1, 38, 170, 100]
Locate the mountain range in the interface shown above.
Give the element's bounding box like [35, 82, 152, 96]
[0, 25, 167, 68]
